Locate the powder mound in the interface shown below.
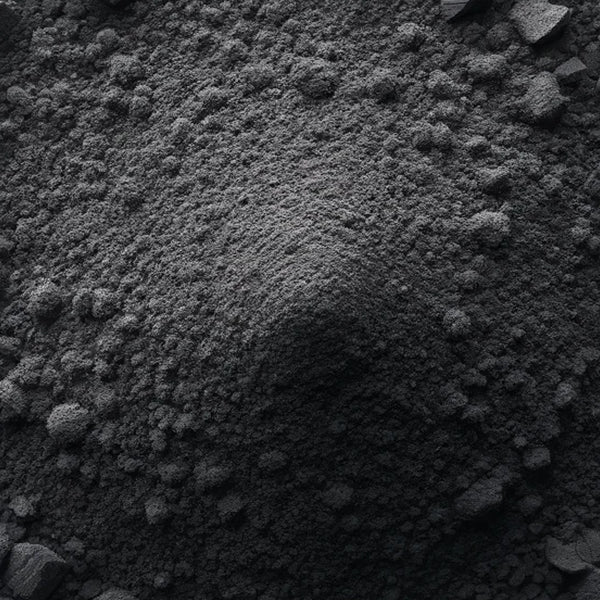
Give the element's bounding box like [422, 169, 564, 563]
[46, 403, 91, 445]
[214, 210, 391, 393]
[251, 262, 385, 391]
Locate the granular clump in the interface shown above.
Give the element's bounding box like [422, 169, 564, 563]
[0, 379, 27, 422]
[467, 54, 508, 82]
[455, 476, 505, 520]
[290, 58, 340, 99]
[95, 28, 120, 51]
[6, 86, 33, 115]
[443, 308, 472, 339]
[395, 22, 426, 51]
[258, 450, 289, 473]
[193, 86, 230, 119]
[361, 68, 399, 102]
[520, 72, 566, 126]
[478, 167, 511, 194]
[522, 446, 551, 471]
[553, 382, 577, 408]
[109, 55, 145, 88]
[194, 460, 232, 492]
[426, 69, 463, 99]
[46, 403, 91, 445]
[144, 497, 170, 526]
[467, 210, 511, 247]
[9, 495, 36, 521]
[216, 494, 245, 522]
[322, 483, 354, 511]
[241, 62, 276, 94]
[27, 281, 62, 321]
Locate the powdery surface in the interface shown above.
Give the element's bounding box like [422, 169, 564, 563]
[0, 0, 600, 599]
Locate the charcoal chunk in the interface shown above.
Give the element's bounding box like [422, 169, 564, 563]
[6, 543, 69, 600]
[577, 530, 600, 565]
[440, 0, 491, 22]
[546, 537, 590, 574]
[510, 0, 571, 45]
[555, 57, 588, 83]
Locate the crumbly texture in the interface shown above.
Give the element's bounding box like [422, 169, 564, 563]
[1, 0, 600, 599]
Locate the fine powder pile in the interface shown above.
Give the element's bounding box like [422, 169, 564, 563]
[1, 0, 600, 599]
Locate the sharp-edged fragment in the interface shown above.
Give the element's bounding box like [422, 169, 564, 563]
[441, 0, 491, 22]
[510, 0, 571, 45]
